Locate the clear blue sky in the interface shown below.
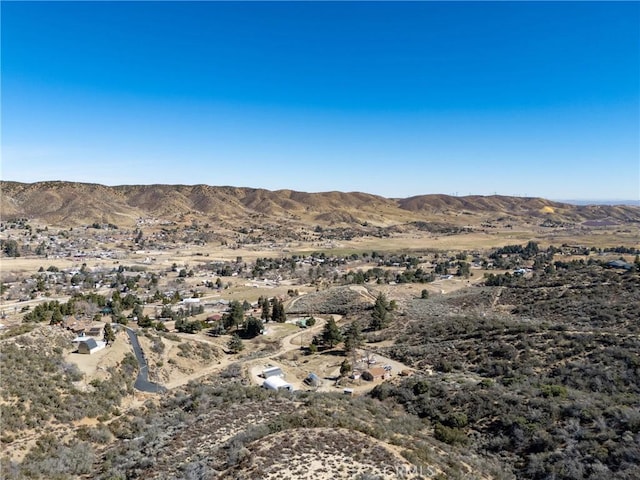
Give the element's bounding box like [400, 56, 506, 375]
[2, 1, 639, 200]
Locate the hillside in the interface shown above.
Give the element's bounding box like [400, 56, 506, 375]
[2, 181, 639, 228]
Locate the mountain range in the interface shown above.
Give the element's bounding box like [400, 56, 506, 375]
[2, 181, 639, 227]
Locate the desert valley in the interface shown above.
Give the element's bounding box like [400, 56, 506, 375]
[0, 181, 638, 479]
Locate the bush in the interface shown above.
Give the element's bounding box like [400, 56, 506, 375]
[434, 423, 468, 445]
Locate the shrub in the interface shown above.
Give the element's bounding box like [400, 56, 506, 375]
[434, 423, 468, 445]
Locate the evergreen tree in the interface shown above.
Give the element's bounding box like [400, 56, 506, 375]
[228, 334, 244, 353]
[1, 239, 20, 257]
[137, 315, 153, 328]
[223, 300, 244, 331]
[456, 261, 471, 278]
[322, 317, 343, 347]
[260, 296, 271, 321]
[103, 323, 116, 345]
[244, 316, 264, 338]
[340, 359, 352, 377]
[370, 293, 391, 330]
[343, 321, 363, 353]
[50, 309, 64, 325]
[271, 298, 286, 323]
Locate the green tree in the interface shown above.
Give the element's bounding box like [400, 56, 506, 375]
[103, 323, 116, 345]
[524, 240, 539, 259]
[50, 309, 64, 325]
[244, 316, 264, 338]
[223, 300, 244, 331]
[137, 315, 153, 328]
[370, 293, 391, 330]
[343, 321, 363, 353]
[340, 359, 352, 377]
[35, 242, 46, 256]
[271, 298, 286, 323]
[260, 296, 271, 321]
[322, 317, 343, 348]
[456, 261, 470, 278]
[1, 239, 20, 257]
[132, 303, 143, 320]
[228, 334, 244, 353]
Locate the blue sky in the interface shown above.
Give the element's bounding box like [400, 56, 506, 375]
[2, 1, 638, 200]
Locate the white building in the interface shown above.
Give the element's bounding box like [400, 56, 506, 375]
[262, 366, 284, 379]
[263, 376, 294, 391]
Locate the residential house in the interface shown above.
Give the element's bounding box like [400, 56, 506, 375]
[361, 367, 391, 382]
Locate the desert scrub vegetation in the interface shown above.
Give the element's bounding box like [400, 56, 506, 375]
[0, 341, 138, 429]
[500, 264, 640, 330]
[0, 325, 136, 475]
[0, 323, 37, 339]
[96, 380, 508, 480]
[372, 359, 639, 478]
[97, 382, 296, 479]
[372, 264, 640, 479]
[1, 435, 95, 480]
[173, 339, 218, 361]
[286, 285, 373, 315]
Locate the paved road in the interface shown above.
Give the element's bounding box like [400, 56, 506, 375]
[125, 328, 166, 394]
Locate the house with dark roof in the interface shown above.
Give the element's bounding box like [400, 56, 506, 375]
[86, 326, 104, 338]
[361, 367, 391, 382]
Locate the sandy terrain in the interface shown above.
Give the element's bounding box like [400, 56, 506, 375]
[232, 427, 437, 480]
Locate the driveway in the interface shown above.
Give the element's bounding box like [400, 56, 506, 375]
[125, 327, 166, 394]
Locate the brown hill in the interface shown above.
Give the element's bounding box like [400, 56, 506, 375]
[1, 180, 639, 227]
